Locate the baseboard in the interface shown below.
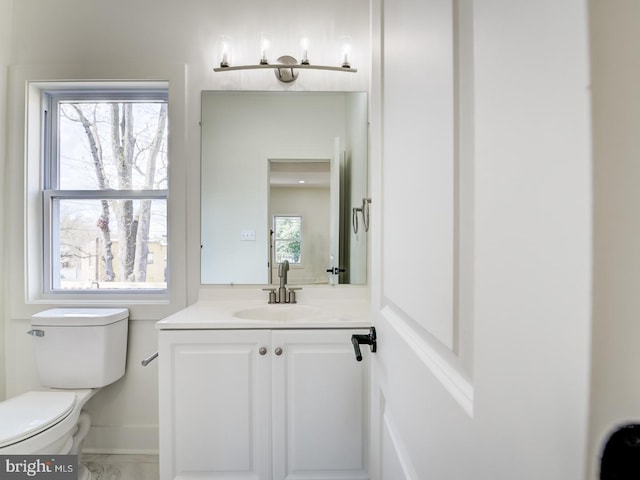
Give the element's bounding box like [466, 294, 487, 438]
[83, 425, 159, 455]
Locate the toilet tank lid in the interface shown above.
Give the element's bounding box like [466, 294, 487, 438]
[31, 308, 129, 326]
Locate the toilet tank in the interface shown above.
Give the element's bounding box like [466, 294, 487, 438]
[30, 308, 129, 389]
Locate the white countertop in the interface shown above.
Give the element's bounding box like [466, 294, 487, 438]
[156, 285, 371, 330]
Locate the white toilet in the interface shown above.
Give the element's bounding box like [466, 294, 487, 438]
[0, 308, 129, 478]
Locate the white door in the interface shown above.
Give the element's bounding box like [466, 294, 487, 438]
[369, 0, 592, 479]
[328, 137, 342, 284]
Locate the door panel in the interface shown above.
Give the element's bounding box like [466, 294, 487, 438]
[371, 0, 474, 469]
[370, 0, 592, 479]
[381, 0, 456, 349]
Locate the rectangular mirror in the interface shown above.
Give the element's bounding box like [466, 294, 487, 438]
[201, 91, 368, 285]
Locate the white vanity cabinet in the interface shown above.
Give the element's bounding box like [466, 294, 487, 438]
[159, 327, 370, 480]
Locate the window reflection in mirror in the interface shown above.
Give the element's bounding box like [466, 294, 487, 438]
[273, 215, 302, 264]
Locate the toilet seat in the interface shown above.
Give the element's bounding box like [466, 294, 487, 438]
[0, 391, 76, 448]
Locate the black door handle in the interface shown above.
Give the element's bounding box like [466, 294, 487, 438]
[351, 327, 377, 362]
[326, 266, 346, 275]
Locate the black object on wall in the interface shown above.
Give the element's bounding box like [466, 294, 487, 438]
[601, 424, 640, 479]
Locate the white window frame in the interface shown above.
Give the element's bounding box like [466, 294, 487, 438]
[8, 67, 186, 319]
[41, 87, 169, 295]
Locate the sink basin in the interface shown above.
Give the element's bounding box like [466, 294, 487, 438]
[233, 304, 322, 321]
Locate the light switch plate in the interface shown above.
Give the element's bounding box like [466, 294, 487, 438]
[240, 229, 256, 241]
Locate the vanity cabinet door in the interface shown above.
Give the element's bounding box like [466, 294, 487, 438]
[271, 329, 370, 480]
[159, 329, 271, 480]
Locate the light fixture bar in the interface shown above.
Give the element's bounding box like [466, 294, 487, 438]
[214, 63, 357, 73]
[214, 54, 356, 83]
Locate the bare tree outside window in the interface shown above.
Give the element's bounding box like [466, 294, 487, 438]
[49, 97, 168, 291]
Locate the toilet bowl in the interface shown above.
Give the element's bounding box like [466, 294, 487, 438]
[0, 389, 95, 454]
[0, 308, 129, 479]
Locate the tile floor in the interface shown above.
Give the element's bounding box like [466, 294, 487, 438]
[81, 454, 159, 480]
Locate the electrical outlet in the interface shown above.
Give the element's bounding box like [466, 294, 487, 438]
[240, 229, 256, 241]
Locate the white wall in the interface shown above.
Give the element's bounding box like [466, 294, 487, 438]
[3, 0, 369, 453]
[588, 2, 640, 477]
[0, 0, 14, 403]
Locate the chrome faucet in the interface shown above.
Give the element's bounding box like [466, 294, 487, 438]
[278, 260, 289, 303]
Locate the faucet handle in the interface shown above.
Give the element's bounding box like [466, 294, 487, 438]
[262, 288, 277, 304]
[287, 287, 302, 304]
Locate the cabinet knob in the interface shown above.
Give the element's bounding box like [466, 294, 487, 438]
[259, 347, 268, 356]
[274, 347, 283, 356]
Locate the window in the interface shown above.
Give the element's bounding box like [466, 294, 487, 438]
[273, 216, 302, 264]
[43, 88, 168, 292]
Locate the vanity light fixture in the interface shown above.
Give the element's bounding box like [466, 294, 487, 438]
[214, 37, 357, 83]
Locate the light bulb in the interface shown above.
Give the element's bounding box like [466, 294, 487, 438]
[300, 37, 310, 65]
[219, 36, 231, 67]
[341, 36, 352, 68]
[260, 33, 270, 64]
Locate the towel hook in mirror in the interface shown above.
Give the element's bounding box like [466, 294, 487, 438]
[352, 198, 372, 234]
